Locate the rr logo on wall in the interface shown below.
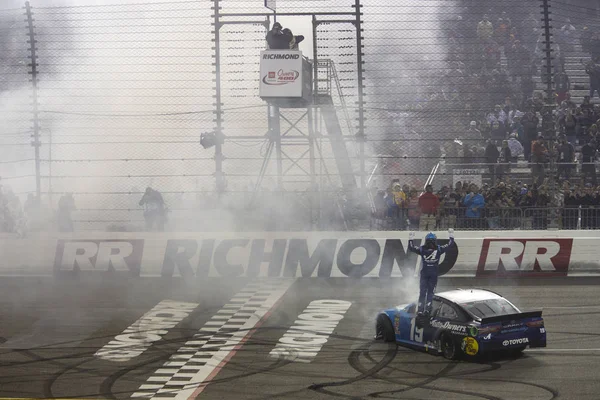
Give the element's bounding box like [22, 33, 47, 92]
[476, 239, 573, 277]
[54, 240, 144, 275]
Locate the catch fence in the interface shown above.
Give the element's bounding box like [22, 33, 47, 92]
[0, 0, 597, 232]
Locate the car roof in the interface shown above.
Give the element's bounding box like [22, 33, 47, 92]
[435, 288, 504, 304]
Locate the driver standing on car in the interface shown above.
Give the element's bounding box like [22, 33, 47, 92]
[408, 229, 455, 323]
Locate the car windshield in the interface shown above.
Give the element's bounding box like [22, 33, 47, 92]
[461, 298, 519, 319]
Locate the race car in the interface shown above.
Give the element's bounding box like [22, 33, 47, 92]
[375, 288, 546, 359]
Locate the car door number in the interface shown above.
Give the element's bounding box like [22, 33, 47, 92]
[410, 318, 424, 343]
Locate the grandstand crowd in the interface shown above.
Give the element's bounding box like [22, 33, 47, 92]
[371, 178, 600, 230]
[439, 11, 600, 166]
[370, 6, 600, 230]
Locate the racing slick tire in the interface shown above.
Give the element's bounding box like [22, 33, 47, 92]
[376, 314, 395, 342]
[441, 333, 458, 360]
[509, 346, 526, 357]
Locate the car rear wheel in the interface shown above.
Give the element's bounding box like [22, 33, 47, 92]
[510, 346, 526, 357]
[441, 333, 457, 360]
[376, 314, 395, 342]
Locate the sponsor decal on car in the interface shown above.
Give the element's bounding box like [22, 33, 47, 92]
[461, 337, 479, 355]
[503, 337, 529, 346]
[394, 315, 400, 333]
[431, 320, 467, 335]
[501, 327, 527, 334]
[468, 326, 478, 337]
[483, 333, 492, 340]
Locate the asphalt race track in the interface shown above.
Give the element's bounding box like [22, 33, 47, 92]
[0, 276, 598, 400]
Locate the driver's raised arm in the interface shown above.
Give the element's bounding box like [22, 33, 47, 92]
[438, 228, 455, 254]
[408, 231, 422, 255]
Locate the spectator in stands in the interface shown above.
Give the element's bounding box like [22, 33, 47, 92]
[467, 121, 482, 142]
[577, 108, 594, 141]
[507, 133, 524, 162]
[578, 184, 596, 229]
[400, 184, 411, 225]
[555, 67, 571, 105]
[581, 139, 598, 186]
[407, 188, 421, 227]
[556, 135, 575, 181]
[560, 19, 577, 51]
[484, 139, 500, 184]
[418, 184, 439, 231]
[534, 185, 551, 229]
[439, 186, 460, 229]
[390, 182, 406, 222]
[373, 189, 387, 219]
[520, 69, 536, 104]
[581, 26, 592, 55]
[563, 187, 579, 229]
[559, 108, 578, 145]
[463, 185, 485, 229]
[487, 104, 507, 125]
[581, 95, 594, 113]
[531, 135, 549, 186]
[510, 111, 525, 142]
[495, 17, 510, 48]
[57, 193, 76, 233]
[585, 57, 600, 99]
[139, 187, 167, 232]
[563, 92, 576, 110]
[488, 115, 506, 143]
[477, 15, 494, 42]
[384, 187, 395, 218]
[591, 32, 600, 59]
[521, 13, 539, 52]
[498, 140, 511, 180]
[521, 110, 539, 162]
[517, 184, 535, 207]
[582, 124, 597, 146]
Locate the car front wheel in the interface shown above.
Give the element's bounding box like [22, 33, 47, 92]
[376, 314, 395, 342]
[441, 333, 457, 360]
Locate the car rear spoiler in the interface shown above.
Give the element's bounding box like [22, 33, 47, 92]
[480, 310, 543, 325]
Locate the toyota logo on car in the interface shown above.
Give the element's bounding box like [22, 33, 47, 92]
[503, 338, 529, 346]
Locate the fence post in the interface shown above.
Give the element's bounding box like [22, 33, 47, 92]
[211, 0, 225, 197]
[540, 0, 558, 229]
[352, 0, 366, 189]
[24, 1, 41, 202]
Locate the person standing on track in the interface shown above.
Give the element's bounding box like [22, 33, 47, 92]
[408, 229, 455, 324]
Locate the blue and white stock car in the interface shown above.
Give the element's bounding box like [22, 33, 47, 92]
[375, 289, 547, 359]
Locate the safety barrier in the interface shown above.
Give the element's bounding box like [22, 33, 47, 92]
[0, 230, 599, 278]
